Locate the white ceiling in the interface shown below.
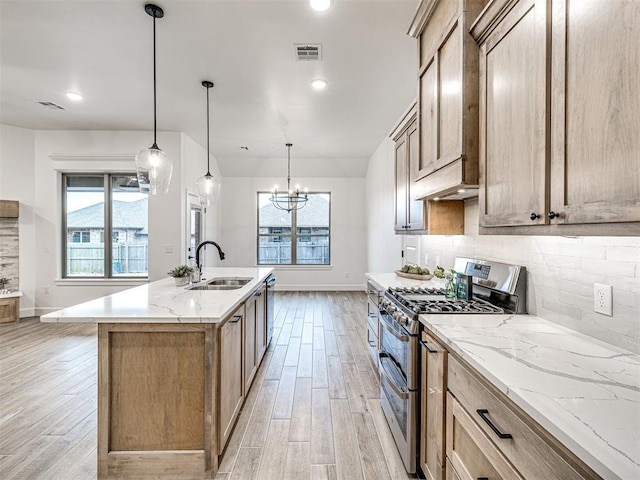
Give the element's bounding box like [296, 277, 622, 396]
[0, 0, 418, 177]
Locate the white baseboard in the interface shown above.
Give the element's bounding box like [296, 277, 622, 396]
[34, 307, 61, 317]
[275, 284, 366, 291]
[20, 307, 35, 318]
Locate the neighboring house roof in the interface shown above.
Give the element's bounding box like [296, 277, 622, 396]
[67, 199, 147, 230]
[260, 194, 329, 227]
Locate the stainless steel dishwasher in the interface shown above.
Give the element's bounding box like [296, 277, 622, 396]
[265, 274, 276, 347]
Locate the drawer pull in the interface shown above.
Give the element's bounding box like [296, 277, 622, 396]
[476, 409, 512, 439]
[229, 315, 242, 323]
[477, 478, 489, 480]
[420, 340, 437, 354]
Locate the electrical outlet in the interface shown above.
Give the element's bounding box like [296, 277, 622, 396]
[345, 272, 350, 278]
[593, 283, 613, 316]
[164, 245, 174, 253]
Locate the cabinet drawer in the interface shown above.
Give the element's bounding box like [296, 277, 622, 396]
[0, 297, 18, 323]
[446, 392, 522, 480]
[448, 356, 585, 480]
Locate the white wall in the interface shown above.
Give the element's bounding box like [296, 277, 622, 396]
[0, 126, 223, 315]
[0, 125, 36, 316]
[220, 176, 366, 290]
[363, 135, 640, 353]
[365, 137, 402, 273]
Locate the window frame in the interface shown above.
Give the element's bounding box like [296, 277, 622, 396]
[256, 191, 331, 266]
[61, 172, 148, 279]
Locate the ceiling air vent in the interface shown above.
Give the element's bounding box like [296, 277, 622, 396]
[37, 101, 65, 110]
[294, 44, 322, 61]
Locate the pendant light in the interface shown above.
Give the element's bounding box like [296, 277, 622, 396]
[196, 80, 221, 207]
[135, 3, 173, 195]
[270, 143, 308, 212]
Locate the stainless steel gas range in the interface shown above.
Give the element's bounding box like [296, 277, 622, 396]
[377, 257, 527, 474]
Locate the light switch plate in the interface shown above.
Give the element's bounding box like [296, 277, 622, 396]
[164, 245, 174, 253]
[593, 283, 613, 316]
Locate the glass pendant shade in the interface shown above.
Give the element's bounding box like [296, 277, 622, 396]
[196, 172, 221, 207]
[135, 144, 173, 194]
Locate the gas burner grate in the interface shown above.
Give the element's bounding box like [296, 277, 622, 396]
[388, 286, 445, 295]
[412, 299, 504, 314]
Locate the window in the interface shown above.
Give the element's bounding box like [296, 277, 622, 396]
[63, 174, 148, 278]
[257, 192, 330, 265]
[71, 231, 91, 243]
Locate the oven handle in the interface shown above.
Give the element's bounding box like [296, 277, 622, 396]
[379, 313, 410, 342]
[379, 354, 409, 400]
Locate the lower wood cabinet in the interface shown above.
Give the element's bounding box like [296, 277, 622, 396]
[255, 286, 267, 364]
[0, 296, 19, 323]
[447, 355, 589, 480]
[446, 391, 522, 480]
[420, 330, 447, 480]
[218, 307, 244, 451]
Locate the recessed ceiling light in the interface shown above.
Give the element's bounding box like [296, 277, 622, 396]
[310, 0, 331, 12]
[66, 92, 83, 101]
[433, 197, 440, 201]
[311, 79, 327, 90]
[457, 189, 466, 193]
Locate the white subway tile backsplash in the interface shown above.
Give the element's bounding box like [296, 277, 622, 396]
[419, 199, 640, 353]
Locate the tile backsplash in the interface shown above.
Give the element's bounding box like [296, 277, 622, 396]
[419, 199, 640, 353]
[0, 218, 19, 290]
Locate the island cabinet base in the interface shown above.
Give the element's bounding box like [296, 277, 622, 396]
[97, 323, 218, 479]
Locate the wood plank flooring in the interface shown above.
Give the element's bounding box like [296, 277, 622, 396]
[0, 292, 416, 480]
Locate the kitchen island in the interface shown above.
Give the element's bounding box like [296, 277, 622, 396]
[41, 267, 273, 479]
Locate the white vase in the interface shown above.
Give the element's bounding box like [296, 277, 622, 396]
[174, 276, 189, 287]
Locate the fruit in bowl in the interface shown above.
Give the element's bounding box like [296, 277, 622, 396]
[400, 264, 430, 275]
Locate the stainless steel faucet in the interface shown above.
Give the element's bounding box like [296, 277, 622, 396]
[193, 241, 226, 282]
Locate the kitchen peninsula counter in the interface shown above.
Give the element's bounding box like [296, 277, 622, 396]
[41, 267, 273, 479]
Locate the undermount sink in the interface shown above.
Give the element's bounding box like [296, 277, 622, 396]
[187, 277, 252, 291]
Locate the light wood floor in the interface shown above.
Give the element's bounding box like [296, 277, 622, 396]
[0, 292, 417, 480]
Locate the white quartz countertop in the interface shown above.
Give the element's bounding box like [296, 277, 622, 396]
[419, 313, 640, 480]
[40, 267, 274, 324]
[366, 272, 447, 290]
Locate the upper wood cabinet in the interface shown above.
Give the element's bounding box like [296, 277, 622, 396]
[392, 103, 465, 235]
[394, 106, 425, 232]
[408, 0, 489, 199]
[473, 0, 640, 234]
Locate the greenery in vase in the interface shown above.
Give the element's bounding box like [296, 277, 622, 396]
[433, 265, 456, 279]
[168, 265, 194, 278]
[0, 277, 9, 288]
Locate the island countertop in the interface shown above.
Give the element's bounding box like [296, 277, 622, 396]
[40, 267, 274, 324]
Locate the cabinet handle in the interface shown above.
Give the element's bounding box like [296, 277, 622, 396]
[368, 313, 378, 318]
[477, 478, 489, 480]
[548, 211, 561, 219]
[476, 409, 512, 439]
[529, 212, 540, 220]
[420, 340, 437, 354]
[230, 315, 242, 323]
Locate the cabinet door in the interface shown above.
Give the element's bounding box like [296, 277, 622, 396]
[478, 0, 548, 227]
[419, 58, 439, 179]
[244, 295, 258, 392]
[255, 287, 267, 364]
[446, 393, 523, 480]
[394, 135, 409, 231]
[219, 311, 244, 451]
[550, 0, 640, 224]
[406, 120, 425, 230]
[420, 332, 447, 480]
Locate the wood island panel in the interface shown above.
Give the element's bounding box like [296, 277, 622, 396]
[98, 323, 217, 479]
[109, 331, 206, 450]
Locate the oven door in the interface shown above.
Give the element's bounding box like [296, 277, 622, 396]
[378, 310, 418, 473]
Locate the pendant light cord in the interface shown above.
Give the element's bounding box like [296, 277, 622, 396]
[206, 85, 211, 175]
[287, 143, 292, 191]
[152, 14, 158, 147]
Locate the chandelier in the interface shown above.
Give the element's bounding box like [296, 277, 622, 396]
[270, 143, 308, 212]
